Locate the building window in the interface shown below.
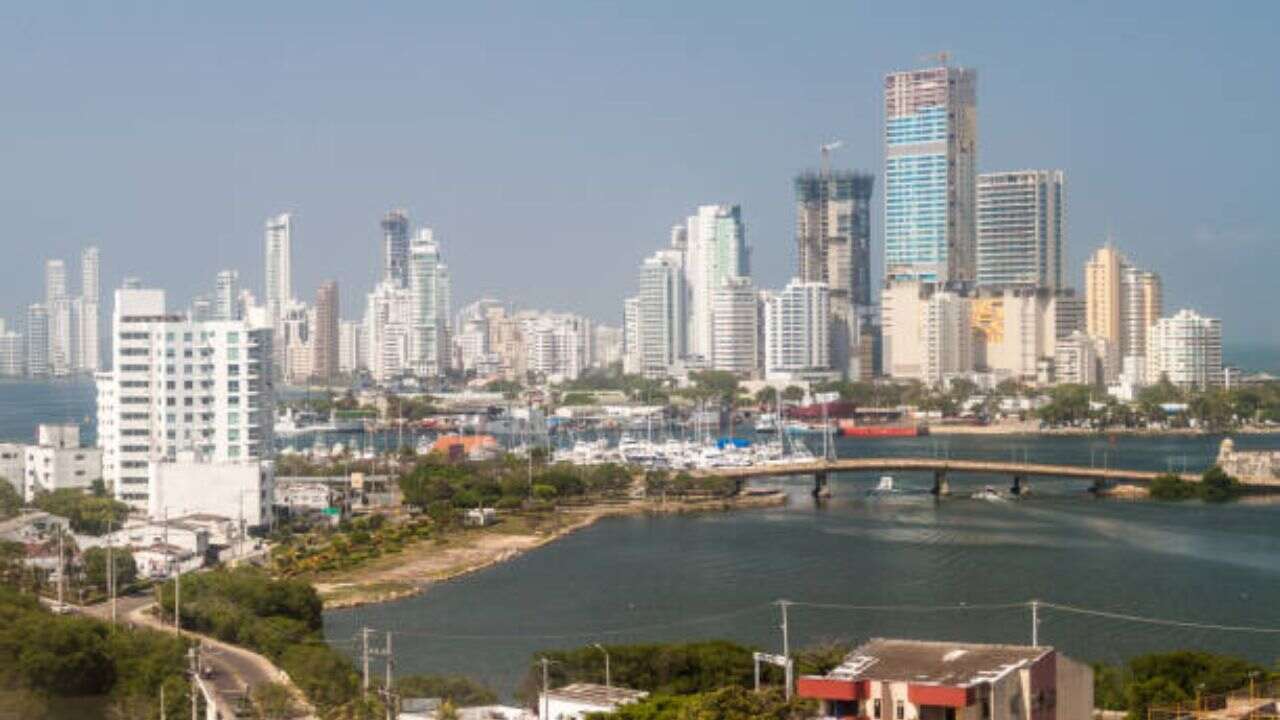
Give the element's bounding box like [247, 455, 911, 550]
[875, 700, 882, 718]
[982, 698, 991, 720]
[897, 700, 904, 720]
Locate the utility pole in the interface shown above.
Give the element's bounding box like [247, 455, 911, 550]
[594, 643, 610, 690]
[188, 646, 199, 720]
[777, 599, 793, 700]
[1030, 599, 1040, 647]
[539, 657, 552, 720]
[57, 529, 64, 607]
[361, 627, 373, 697]
[384, 631, 395, 720]
[107, 518, 116, 627]
[160, 683, 166, 720]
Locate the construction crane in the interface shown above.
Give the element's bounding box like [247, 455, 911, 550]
[918, 50, 951, 67]
[819, 141, 842, 176]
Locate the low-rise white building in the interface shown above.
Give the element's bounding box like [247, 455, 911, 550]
[539, 683, 648, 720]
[24, 424, 102, 501]
[148, 454, 273, 529]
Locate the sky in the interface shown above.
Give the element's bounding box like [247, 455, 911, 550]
[2, 1, 1278, 345]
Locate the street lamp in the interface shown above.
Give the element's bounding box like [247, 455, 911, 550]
[593, 643, 611, 690]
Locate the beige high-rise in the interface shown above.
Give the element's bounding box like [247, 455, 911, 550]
[1085, 245, 1123, 344]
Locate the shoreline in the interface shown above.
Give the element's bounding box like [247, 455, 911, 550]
[928, 424, 1280, 436]
[316, 490, 788, 611]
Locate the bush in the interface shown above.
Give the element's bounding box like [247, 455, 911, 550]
[1149, 474, 1197, 501]
[1199, 465, 1240, 503]
[394, 675, 497, 706]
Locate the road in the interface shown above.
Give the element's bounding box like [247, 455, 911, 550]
[79, 592, 311, 718]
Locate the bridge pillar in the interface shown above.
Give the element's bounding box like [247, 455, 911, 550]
[931, 470, 950, 496]
[813, 471, 829, 498]
[1089, 477, 1106, 494]
[1011, 475, 1029, 496]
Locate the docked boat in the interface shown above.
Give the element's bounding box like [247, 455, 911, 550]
[972, 485, 1009, 502]
[839, 422, 928, 438]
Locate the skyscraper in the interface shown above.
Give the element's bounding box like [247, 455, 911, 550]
[264, 213, 293, 324]
[1121, 267, 1162, 360]
[78, 246, 101, 373]
[711, 277, 759, 377]
[1084, 245, 1124, 345]
[636, 250, 686, 378]
[408, 229, 451, 377]
[24, 304, 48, 377]
[382, 209, 411, 288]
[0, 320, 23, 377]
[684, 204, 748, 362]
[215, 270, 240, 321]
[884, 64, 978, 283]
[977, 170, 1065, 290]
[795, 168, 874, 378]
[44, 259, 71, 375]
[313, 280, 340, 382]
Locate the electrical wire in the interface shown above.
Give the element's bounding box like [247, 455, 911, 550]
[1039, 601, 1280, 635]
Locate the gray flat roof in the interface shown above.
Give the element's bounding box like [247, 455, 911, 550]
[822, 638, 1051, 687]
[546, 683, 648, 706]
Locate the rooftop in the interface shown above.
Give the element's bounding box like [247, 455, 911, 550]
[544, 683, 648, 707]
[820, 638, 1051, 687]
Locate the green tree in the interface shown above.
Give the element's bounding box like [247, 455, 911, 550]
[0, 482, 21, 520]
[83, 547, 137, 591]
[394, 675, 497, 706]
[781, 386, 805, 403]
[251, 681, 301, 719]
[1199, 465, 1239, 503]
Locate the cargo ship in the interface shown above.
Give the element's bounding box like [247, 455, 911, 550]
[837, 421, 928, 438]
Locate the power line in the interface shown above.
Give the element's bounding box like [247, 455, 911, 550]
[1040, 601, 1280, 635]
[789, 600, 1029, 612]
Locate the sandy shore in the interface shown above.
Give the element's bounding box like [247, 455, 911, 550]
[315, 491, 787, 610]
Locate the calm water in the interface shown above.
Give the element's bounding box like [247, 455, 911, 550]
[0, 378, 97, 444]
[327, 433, 1280, 697]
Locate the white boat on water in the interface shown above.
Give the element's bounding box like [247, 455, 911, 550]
[868, 475, 896, 494]
[972, 485, 1009, 502]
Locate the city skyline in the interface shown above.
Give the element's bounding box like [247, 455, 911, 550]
[2, 3, 1276, 343]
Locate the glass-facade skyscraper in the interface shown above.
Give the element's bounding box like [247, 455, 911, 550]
[883, 65, 977, 284]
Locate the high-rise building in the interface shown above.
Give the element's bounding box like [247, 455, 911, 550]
[592, 325, 623, 369]
[1147, 309, 1223, 390]
[313, 280, 340, 382]
[24, 304, 49, 377]
[382, 210, 411, 289]
[338, 320, 363, 376]
[408, 229, 451, 377]
[96, 287, 274, 508]
[795, 168, 875, 378]
[884, 64, 978, 283]
[363, 281, 414, 383]
[764, 280, 832, 381]
[264, 213, 293, 364]
[215, 270, 240, 321]
[636, 250, 686, 379]
[711, 276, 759, 377]
[279, 302, 313, 384]
[970, 288, 1059, 382]
[0, 320, 23, 377]
[1054, 331, 1099, 386]
[622, 296, 641, 376]
[684, 204, 748, 362]
[1121, 267, 1162, 360]
[44, 259, 71, 375]
[976, 170, 1065, 290]
[79, 246, 102, 374]
[922, 291, 973, 386]
[1084, 245, 1124, 346]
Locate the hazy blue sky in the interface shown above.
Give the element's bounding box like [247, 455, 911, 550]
[2, 1, 1277, 343]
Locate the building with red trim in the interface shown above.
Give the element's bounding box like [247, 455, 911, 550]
[797, 639, 1092, 720]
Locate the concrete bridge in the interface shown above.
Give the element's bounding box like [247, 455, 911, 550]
[698, 457, 1277, 496]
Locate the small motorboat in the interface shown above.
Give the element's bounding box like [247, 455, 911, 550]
[972, 485, 1009, 502]
[868, 475, 897, 495]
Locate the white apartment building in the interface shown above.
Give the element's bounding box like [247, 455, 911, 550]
[970, 288, 1058, 382]
[25, 304, 49, 377]
[363, 281, 414, 382]
[523, 313, 592, 382]
[148, 453, 273, 528]
[338, 320, 363, 375]
[215, 270, 240, 321]
[279, 300, 313, 385]
[1054, 331, 1099, 386]
[97, 288, 274, 508]
[711, 277, 759, 377]
[636, 250, 686, 379]
[0, 320, 23, 377]
[683, 205, 748, 363]
[922, 290, 973, 386]
[764, 279, 833, 381]
[24, 424, 102, 501]
[622, 296, 641, 375]
[592, 325, 623, 369]
[1147, 309, 1223, 390]
[408, 229, 452, 377]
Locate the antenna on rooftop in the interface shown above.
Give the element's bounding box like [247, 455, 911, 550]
[820, 141, 843, 177]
